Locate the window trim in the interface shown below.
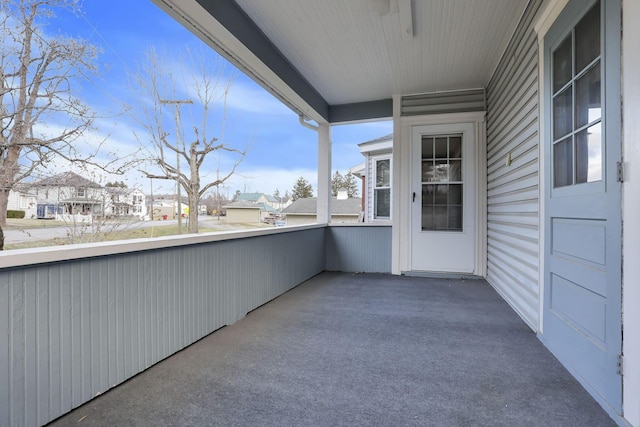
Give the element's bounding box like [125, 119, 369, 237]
[372, 154, 392, 220]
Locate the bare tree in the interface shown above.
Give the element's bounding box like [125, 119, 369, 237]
[0, 0, 108, 230]
[134, 47, 245, 233]
[0, 0, 140, 252]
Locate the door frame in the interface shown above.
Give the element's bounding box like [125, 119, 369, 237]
[392, 111, 487, 276]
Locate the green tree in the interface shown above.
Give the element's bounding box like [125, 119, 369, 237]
[343, 172, 360, 198]
[291, 177, 313, 201]
[331, 170, 359, 198]
[331, 171, 343, 197]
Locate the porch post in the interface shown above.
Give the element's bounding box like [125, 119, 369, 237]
[391, 94, 402, 274]
[317, 123, 332, 224]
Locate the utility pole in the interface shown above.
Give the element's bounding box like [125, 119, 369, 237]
[149, 177, 153, 221]
[159, 98, 193, 234]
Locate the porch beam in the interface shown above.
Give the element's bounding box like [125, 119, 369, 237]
[329, 99, 393, 123]
[194, 0, 330, 121]
[317, 123, 332, 224]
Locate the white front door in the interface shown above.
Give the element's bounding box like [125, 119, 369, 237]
[411, 123, 477, 274]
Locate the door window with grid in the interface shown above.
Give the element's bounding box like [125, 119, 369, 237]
[421, 135, 462, 231]
[552, 2, 601, 188]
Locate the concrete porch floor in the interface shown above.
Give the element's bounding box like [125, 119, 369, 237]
[49, 272, 615, 426]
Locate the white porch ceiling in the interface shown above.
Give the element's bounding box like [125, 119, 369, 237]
[236, 0, 528, 104]
[154, 0, 529, 122]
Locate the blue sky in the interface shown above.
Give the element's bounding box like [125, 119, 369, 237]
[43, 1, 392, 197]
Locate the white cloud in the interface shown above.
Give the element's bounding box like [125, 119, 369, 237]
[224, 80, 293, 116]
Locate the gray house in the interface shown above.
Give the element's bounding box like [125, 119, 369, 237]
[2, 1, 639, 426]
[282, 197, 362, 225]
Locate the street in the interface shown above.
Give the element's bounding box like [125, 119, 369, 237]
[2, 217, 243, 245]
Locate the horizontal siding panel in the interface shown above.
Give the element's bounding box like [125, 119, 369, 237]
[486, 38, 538, 124]
[486, 61, 538, 139]
[485, 0, 543, 332]
[488, 168, 538, 195]
[401, 88, 486, 116]
[487, 198, 539, 214]
[487, 229, 538, 260]
[488, 186, 538, 207]
[488, 136, 538, 175]
[487, 107, 538, 161]
[488, 212, 539, 227]
[488, 220, 538, 240]
[487, 101, 538, 160]
[486, 247, 538, 296]
[486, 1, 540, 99]
[487, 243, 538, 290]
[486, 258, 538, 329]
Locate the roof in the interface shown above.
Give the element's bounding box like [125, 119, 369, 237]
[32, 172, 102, 188]
[358, 133, 393, 155]
[349, 163, 366, 177]
[236, 192, 278, 203]
[282, 197, 362, 216]
[12, 184, 37, 195]
[225, 201, 261, 209]
[105, 187, 142, 196]
[154, 0, 528, 123]
[358, 134, 393, 147]
[259, 202, 279, 214]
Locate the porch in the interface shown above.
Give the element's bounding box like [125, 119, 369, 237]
[48, 271, 613, 426]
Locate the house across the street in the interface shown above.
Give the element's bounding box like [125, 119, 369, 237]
[224, 201, 279, 224]
[30, 172, 104, 223]
[282, 196, 362, 226]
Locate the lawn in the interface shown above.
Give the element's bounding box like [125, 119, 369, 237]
[3, 220, 273, 250]
[4, 218, 66, 230]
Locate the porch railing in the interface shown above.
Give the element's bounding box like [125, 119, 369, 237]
[0, 223, 390, 426]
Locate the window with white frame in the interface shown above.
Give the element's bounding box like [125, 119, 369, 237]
[373, 156, 391, 219]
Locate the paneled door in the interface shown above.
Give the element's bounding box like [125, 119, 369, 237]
[543, 0, 622, 412]
[411, 123, 476, 274]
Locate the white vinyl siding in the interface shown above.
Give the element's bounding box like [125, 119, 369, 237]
[365, 155, 374, 220]
[485, 0, 542, 330]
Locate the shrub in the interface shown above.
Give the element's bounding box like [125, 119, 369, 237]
[7, 210, 26, 219]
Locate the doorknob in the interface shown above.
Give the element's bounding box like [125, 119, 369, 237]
[412, 192, 416, 202]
